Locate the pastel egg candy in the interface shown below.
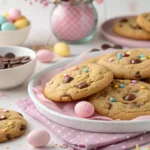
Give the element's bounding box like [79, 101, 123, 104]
[54, 42, 70, 57]
[1, 22, 16, 31]
[14, 18, 28, 29]
[75, 101, 94, 118]
[27, 129, 50, 147]
[0, 15, 7, 25]
[36, 49, 54, 63]
[8, 8, 22, 20]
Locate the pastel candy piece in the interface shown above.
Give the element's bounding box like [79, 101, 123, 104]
[27, 129, 50, 148]
[8, 8, 22, 20]
[75, 101, 94, 118]
[14, 18, 28, 29]
[0, 15, 7, 25]
[36, 49, 54, 63]
[6, 15, 14, 23]
[1, 22, 16, 31]
[54, 42, 70, 57]
[3, 13, 9, 17]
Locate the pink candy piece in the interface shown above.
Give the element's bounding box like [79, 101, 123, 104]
[72, 66, 78, 71]
[8, 8, 22, 20]
[108, 58, 114, 62]
[131, 80, 138, 83]
[0, 115, 5, 119]
[27, 129, 50, 147]
[64, 73, 70, 77]
[3, 109, 8, 113]
[36, 50, 54, 63]
[75, 101, 94, 118]
[6, 16, 14, 23]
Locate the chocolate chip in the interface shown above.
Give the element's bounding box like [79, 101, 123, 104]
[21, 59, 31, 64]
[120, 18, 128, 23]
[10, 60, 21, 65]
[22, 56, 30, 60]
[132, 25, 142, 30]
[10, 57, 22, 61]
[6, 134, 11, 140]
[0, 63, 5, 69]
[11, 64, 22, 68]
[64, 76, 74, 83]
[105, 103, 112, 109]
[5, 53, 15, 58]
[122, 53, 129, 57]
[77, 82, 88, 89]
[90, 48, 100, 52]
[101, 44, 111, 50]
[119, 24, 123, 27]
[18, 113, 23, 117]
[130, 59, 142, 64]
[20, 124, 26, 131]
[124, 94, 136, 101]
[135, 71, 141, 78]
[0, 57, 9, 62]
[113, 45, 123, 49]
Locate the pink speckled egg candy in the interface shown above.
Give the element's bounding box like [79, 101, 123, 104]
[8, 8, 22, 20]
[75, 101, 94, 118]
[36, 50, 54, 63]
[27, 129, 50, 147]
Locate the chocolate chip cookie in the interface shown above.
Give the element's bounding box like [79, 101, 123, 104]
[44, 63, 114, 102]
[137, 12, 150, 33]
[113, 17, 150, 40]
[0, 109, 27, 143]
[98, 49, 150, 79]
[89, 79, 150, 120]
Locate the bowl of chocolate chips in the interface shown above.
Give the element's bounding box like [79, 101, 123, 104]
[0, 46, 36, 89]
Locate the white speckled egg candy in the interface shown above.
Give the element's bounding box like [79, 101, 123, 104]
[27, 129, 50, 147]
[1, 22, 16, 31]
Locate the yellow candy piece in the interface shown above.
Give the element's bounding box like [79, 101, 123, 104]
[14, 18, 28, 29]
[54, 42, 70, 57]
[140, 86, 147, 90]
[114, 85, 119, 88]
[147, 56, 150, 59]
[140, 57, 147, 61]
[19, 16, 27, 20]
[126, 51, 131, 54]
[3, 13, 8, 17]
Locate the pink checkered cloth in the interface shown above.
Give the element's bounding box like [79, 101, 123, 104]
[16, 99, 150, 150]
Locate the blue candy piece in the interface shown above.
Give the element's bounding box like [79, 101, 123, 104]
[140, 54, 145, 58]
[119, 84, 125, 88]
[117, 53, 122, 57]
[110, 97, 116, 102]
[0, 15, 7, 25]
[117, 56, 122, 60]
[83, 68, 89, 73]
[1, 22, 16, 31]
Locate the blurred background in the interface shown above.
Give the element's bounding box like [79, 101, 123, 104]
[0, 0, 150, 46]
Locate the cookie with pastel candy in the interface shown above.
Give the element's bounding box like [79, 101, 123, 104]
[0, 8, 29, 31]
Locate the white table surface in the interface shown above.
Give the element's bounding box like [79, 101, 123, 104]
[0, 0, 150, 149]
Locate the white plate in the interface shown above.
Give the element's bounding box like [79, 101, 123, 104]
[28, 52, 150, 133]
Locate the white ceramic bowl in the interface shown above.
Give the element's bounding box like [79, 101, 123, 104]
[0, 46, 36, 89]
[0, 25, 30, 46]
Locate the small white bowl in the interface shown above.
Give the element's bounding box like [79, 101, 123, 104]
[0, 25, 30, 46]
[0, 46, 36, 89]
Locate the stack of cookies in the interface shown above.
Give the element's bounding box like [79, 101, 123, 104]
[44, 49, 150, 120]
[113, 12, 150, 40]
